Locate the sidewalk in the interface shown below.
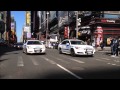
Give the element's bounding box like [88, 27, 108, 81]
[95, 47, 111, 51]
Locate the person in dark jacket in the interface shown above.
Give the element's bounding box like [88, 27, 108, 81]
[100, 41, 105, 50]
[111, 37, 119, 57]
[115, 37, 119, 56]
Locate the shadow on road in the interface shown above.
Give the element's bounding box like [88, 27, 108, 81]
[33, 67, 120, 79]
[105, 52, 112, 56]
[0, 46, 20, 60]
[0, 59, 8, 62]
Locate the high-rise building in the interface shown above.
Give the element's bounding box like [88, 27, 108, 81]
[0, 11, 11, 44]
[10, 16, 17, 44]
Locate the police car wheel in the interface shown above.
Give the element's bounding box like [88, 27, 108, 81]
[71, 49, 76, 57]
[59, 48, 62, 54]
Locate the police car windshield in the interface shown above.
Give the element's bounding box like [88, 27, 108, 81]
[27, 41, 42, 45]
[71, 41, 86, 45]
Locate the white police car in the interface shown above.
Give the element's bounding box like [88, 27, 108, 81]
[23, 40, 46, 55]
[58, 39, 95, 57]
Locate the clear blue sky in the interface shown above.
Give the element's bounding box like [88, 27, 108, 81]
[11, 11, 25, 42]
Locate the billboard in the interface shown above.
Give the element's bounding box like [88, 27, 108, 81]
[27, 32, 31, 38]
[24, 26, 30, 33]
[11, 23, 15, 30]
[64, 26, 69, 38]
[11, 29, 15, 35]
[26, 11, 31, 26]
[58, 11, 69, 27]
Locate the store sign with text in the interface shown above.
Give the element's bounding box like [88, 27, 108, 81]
[79, 26, 91, 35]
[79, 30, 91, 35]
[101, 19, 115, 23]
[64, 26, 69, 38]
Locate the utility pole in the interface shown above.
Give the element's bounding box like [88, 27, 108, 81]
[75, 11, 78, 39]
[46, 11, 49, 47]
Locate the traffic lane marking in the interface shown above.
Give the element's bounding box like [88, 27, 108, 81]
[28, 56, 39, 66]
[59, 55, 85, 64]
[46, 55, 70, 64]
[41, 56, 83, 79]
[17, 56, 24, 67]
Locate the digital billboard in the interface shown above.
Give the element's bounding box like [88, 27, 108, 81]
[26, 11, 31, 26]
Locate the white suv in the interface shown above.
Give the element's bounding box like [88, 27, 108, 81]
[58, 39, 95, 57]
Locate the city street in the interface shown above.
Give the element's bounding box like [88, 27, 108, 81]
[0, 47, 120, 79]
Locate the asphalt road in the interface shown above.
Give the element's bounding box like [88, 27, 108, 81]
[0, 47, 120, 79]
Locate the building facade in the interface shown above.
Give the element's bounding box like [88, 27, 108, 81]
[10, 16, 17, 44]
[0, 11, 11, 44]
[90, 11, 120, 46]
[31, 11, 120, 46]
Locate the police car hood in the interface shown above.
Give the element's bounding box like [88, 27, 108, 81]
[71, 45, 94, 49]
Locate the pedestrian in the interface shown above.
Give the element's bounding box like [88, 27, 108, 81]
[91, 40, 95, 48]
[100, 41, 105, 50]
[87, 38, 91, 45]
[114, 37, 119, 56]
[53, 42, 55, 49]
[111, 37, 115, 56]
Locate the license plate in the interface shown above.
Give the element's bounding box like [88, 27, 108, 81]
[87, 52, 92, 53]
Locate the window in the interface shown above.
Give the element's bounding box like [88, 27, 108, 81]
[104, 14, 120, 19]
[66, 41, 69, 44]
[70, 41, 86, 45]
[0, 13, 4, 20]
[27, 41, 42, 45]
[62, 41, 67, 44]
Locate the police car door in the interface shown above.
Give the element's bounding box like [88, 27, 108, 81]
[61, 40, 67, 53]
[65, 40, 71, 53]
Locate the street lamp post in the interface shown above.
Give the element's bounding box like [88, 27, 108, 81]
[75, 11, 78, 39]
[46, 11, 49, 47]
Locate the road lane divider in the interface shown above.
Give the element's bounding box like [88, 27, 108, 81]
[29, 56, 39, 66]
[46, 55, 70, 64]
[69, 58, 85, 64]
[17, 56, 24, 67]
[101, 58, 110, 61]
[59, 55, 85, 64]
[41, 56, 56, 64]
[95, 59, 107, 62]
[41, 56, 83, 79]
[56, 64, 82, 79]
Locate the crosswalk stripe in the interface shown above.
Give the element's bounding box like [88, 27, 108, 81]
[17, 56, 24, 67]
[31, 57, 39, 66]
[101, 58, 110, 60]
[41, 56, 56, 64]
[47, 55, 70, 64]
[69, 58, 85, 64]
[59, 55, 85, 64]
[27, 56, 39, 66]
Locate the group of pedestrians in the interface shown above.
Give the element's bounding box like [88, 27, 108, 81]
[85, 36, 120, 57]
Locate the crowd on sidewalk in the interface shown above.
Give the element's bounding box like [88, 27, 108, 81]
[110, 36, 120, 57]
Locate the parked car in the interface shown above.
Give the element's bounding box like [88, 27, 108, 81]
[16, 42, 23, 49]
[58, 39, 95, 57]
[0, 38, 5, 46]
[13, 43, 17, 48]
[23, 40, 46, 55]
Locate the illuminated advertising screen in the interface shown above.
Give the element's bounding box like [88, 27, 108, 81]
[26, 11, 31, 26]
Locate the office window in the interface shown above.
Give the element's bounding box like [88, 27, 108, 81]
[104, 14, 120, 19]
